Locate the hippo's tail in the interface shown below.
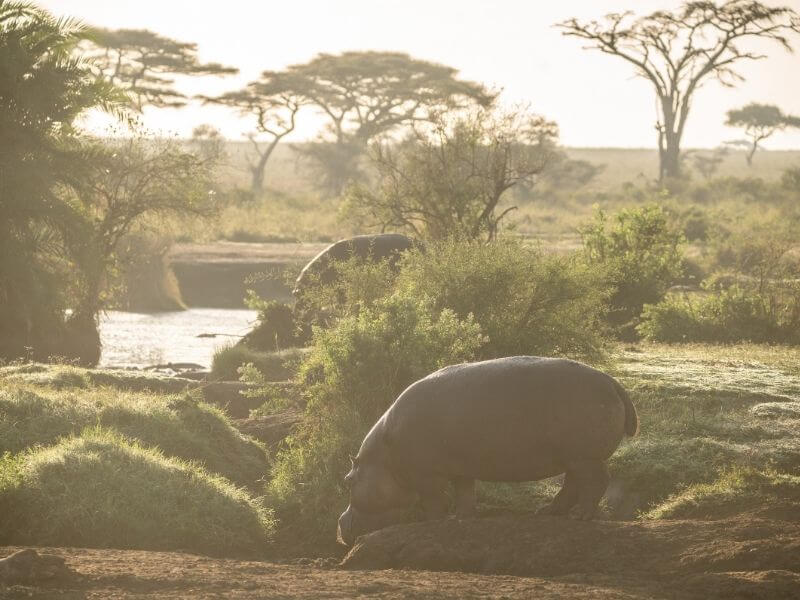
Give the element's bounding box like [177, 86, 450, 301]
[612, 378, 639, 437]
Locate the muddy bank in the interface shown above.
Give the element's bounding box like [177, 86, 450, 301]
[168, 242, 327, 308]
[342, 513, 800, 578]
[3, 510, 799, 600]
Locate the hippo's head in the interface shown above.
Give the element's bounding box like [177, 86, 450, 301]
[337, 454, 415, 546]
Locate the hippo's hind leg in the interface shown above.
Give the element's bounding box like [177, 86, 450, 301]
[538, 470, 580, 516]
[571, 460, 610, 520]
[453, 477, 476, 517]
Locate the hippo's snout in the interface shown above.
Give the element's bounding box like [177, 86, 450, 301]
[337, 506, 355, 546]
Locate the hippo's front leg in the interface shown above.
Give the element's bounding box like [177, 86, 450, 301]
[453, 477, 476, 517]
[417, 477, 449, 520]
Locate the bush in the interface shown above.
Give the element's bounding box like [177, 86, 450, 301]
[0, 429, 273, 554]
[581, 205, 685, 330]
[0, 382, 268, 489]
[638, 284, 800, 344]
[396, 239, 611, 361]
[240, 297, 298, 351]
[262, 292, 484, 547]
[211, 345, 305, 382]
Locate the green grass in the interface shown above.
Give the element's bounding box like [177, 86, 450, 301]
[0, 428, 274, 555]
[0, 371, 268, 490]
[644, 467, 800, 520]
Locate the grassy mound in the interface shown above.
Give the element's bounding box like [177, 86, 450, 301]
[0, 381, 268, 489]
[211, 346, 306, 382]
[645, 468, 800, 520]
[0, 429, 274, 555]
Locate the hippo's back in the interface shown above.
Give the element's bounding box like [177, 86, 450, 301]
[294, 234, 415, 293]
[382, 357, 629, 482]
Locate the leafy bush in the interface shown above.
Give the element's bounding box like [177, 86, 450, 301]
[295, 239, 611, 362]
[0, 429, 273, 554]
[396, 239, 611, 361]
[240, 296, 298, 350]
[638, 284, 800, 344]
[262, 292, 484, 547]
[0, 383, 268, 489]
[211, 345, 305, 382]
[581, 205, 685, 330]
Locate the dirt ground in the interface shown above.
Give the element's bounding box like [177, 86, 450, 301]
[3, 511, 798, 599]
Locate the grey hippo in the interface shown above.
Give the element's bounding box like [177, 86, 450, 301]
[338, 356, 638, 545]
[292, 233, 421, 332]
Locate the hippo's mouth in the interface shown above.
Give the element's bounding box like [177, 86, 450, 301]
[337, 505, 409, 546]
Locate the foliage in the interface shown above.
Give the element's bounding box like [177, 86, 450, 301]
[203, 71, 307, 192]
[211, 346, 305, 382]
[86, 27, 237, 110]
[61, 135, 219, 363]
[287, 51, 494, 193]
[726, 103, 800, 165]
[0, 379, 268, 489]
[262, 292, 484, 546]
[241, 296, 299, 350]
[0, 428, 273, 554]
[581, 205, 685, 330]
[559, 1, 800, 179]
[0, 0, 124, 362]
[638, 283, 800, 344]
[396, 239, 610, 361]
[343, 108, 559, 241]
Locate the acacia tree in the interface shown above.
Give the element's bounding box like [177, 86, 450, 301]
[203, 71, 309, 193]
[61, 136, 219, 364]
[287, 51, 495, 193]
[86, 28, 237, 110]
[343, 108, 559, 241]
[559, 1, 800, 181]
[726, 102, 800, 165]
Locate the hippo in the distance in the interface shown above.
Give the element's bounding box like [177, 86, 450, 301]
[293, 233, 422, 330]
[337, 356, 638, 546]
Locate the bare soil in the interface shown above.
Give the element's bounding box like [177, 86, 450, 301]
[3, 512, 798, 599]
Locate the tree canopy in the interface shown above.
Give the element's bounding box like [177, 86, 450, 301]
[343, 108, 558, 241]
[86, 27, 237, 110]
[559, 1, 800, 180]
[726, 102, 800, 164]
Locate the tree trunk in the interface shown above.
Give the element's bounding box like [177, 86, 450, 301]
[249, 138, 280, 194]
[746, 142, 756, 166]
[658, 98, 682, 181]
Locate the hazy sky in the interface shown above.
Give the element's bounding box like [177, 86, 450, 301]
[40, 0, 800, 148]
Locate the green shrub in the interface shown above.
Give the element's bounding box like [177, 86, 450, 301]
[581, 205, 685, 329]
[262, 292, 484, 545]
[0, 384, 267, 489]
[397, 239, 611, 361]
[0, 428, 273, 554]
[638, 284, 800, 344]
[240, 296, 298, 350]
[211, 345, 305, 382]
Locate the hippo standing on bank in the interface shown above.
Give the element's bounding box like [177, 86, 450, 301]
[293, 233, 419, 298]
[337, 356, 638, 546]
[293, 233, 421, 333]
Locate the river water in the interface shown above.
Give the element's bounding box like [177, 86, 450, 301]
[98, 309, 258, 369]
